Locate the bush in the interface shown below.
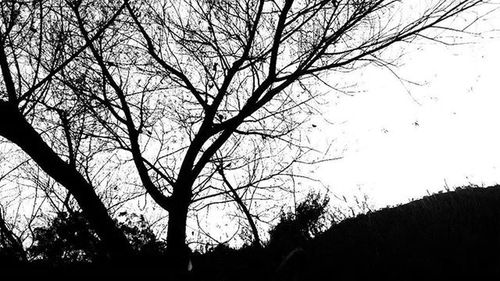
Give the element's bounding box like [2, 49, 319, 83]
[268, 192, 330, 254]
[29, 212, 103, 264]
[116, 211, 167, 256]
[28, 211, 166, 264]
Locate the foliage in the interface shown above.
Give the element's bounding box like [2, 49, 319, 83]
[28, 212, 102, 263]
[116, 211, 167, 256]
[268, 192, 330, 253]
[28, 211, 166, 264]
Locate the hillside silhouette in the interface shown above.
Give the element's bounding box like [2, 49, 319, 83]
[192, 185, 500, 280]
[3, 185, 500, 280]
[305, 185, 500, 280]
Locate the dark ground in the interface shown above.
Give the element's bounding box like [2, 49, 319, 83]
[3, 185, 500, 280]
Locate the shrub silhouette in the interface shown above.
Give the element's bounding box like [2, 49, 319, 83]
[189, 193, 330, 281]
[116, 212, 167, 257]
[28, 211, 166, 265]
[29, 212, 102, 264]
[268, 192, 329, 254]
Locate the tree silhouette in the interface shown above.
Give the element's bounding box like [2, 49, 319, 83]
[0, 0, 488, 272]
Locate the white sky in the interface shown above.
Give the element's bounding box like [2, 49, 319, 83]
[315, 5, 500, 209]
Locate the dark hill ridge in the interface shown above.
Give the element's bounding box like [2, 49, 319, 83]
[305, 185, 500, 280]
[191, 185, 500, 280]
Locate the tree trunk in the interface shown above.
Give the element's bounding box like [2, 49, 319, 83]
[0, 102, 133, 260]
[166, 206, 189, 256]
[166, 180, 192, 275]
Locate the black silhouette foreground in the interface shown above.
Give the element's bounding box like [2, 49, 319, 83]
[2, 185, 500, 280]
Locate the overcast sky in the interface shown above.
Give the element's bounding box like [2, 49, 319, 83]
[315, 5, 500, 209]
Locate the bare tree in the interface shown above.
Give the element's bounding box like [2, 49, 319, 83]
[0, 0, 489, 271]
[0, 0, 134, 260]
